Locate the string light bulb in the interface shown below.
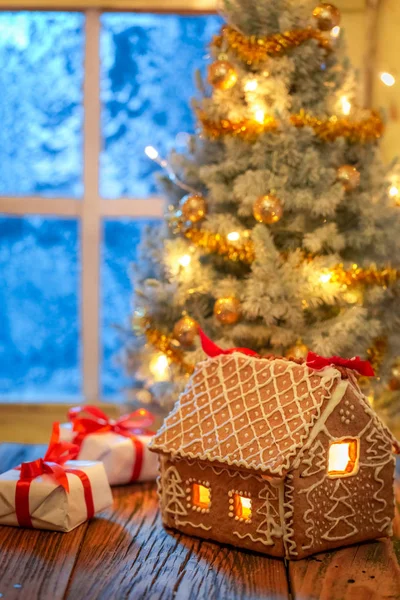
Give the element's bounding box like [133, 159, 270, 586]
[389, 185, 399, 198]
[227, 231, 240, 241]
[340, 96, 351, 116]
[178, 254, 191, 267]
[254, 107, 265, 124]
[331, 25, 341, 38]
[244, 79, 258, 92]
[380, 72, 396, 87]
[144, 146, 159, 160]
[149, 353, 170, 382]
[319, 272, 333, 284]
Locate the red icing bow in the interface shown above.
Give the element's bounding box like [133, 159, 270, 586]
[16, 423, 85, 528]
[68, 405, 155, 444]
[306, 351, 375, 377]
[199, 329, 374, 377]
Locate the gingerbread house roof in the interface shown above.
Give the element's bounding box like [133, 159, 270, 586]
[150, 353, 400, 476]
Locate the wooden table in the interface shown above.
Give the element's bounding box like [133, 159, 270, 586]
[1, 444, 400, 600]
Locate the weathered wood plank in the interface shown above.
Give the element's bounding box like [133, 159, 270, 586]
[290, 462, 400, 600]
[0, 444, 86, 600]
[289, 539, 400, 600]
[65, 483, 289, 600]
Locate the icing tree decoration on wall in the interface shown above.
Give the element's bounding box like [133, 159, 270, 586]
[322, 479, 357, 541]
[300, 439, 326, 478]
[164, 466, 187, 517]
[256, 484, 283, 545]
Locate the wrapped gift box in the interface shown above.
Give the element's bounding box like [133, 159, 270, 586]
[0, 460, 113, 532]
[60, 406, 159, 486]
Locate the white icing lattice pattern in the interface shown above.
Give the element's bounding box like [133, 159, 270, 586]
[150, 354, 342, 475]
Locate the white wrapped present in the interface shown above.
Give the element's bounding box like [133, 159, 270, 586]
[60, 406, 159, 486]
[0, 425, 113, 532]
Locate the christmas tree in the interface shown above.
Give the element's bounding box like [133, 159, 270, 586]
[127, 0, 400, 416]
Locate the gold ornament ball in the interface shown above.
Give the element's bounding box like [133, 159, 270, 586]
[285, 341, 309, 360]
[253, 194, 283, 224]
[337, 165, 361, 192]
[173, 316, 198, 348]
[312, 3, 341, 31]
[214, 296, 241, 325]
[180, 194, 207, 224]
[208, 60, 238, 91]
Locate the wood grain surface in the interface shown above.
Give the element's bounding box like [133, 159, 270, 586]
[0, 444, 399, 600]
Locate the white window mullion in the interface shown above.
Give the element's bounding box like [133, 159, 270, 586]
[82, 8, 101, 403]
[0, 197, 81, 217]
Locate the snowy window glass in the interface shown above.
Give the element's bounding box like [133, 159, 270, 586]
[100, 13, 223, 198]
[0, 12, 85, 198]
[0, 216, 81, 401]
[0, 10, 220, 403]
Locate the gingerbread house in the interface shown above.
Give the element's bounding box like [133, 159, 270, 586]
[149, 353, 400, 559]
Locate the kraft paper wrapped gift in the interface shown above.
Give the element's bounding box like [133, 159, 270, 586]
[0, 425, 113, 532]
[60, 405, 159, 486]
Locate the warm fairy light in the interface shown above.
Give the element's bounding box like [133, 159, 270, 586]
[380, 72, 396, 87]
[144, 145, 159, 160]
[149, 353, 170, 381]
[244, 79, 258, 92]
[340, 96, 351, 116]
[227, 231, 240, 241]
[192, 483, 211, 508]
[389, 185, 399, 198]
[328, 440, 358, 476]
[319, 272, 333, 284]
[254, 107, 265, 123]
[178, 254, 192, 267]
[331, 26, 341, 38]
[234, 494, 252, 519]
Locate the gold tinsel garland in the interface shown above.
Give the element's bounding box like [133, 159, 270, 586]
[197, 110, 384, 143]
[331, 263, 400, 287]
[182, 226, 255, 264]
[212, 25, 330, 65]
[176, 222, 400, 287]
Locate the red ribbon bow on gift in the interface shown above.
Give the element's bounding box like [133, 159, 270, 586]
[199, 328, 374, 377]
[68, 405, 155, 443]
[68, 405, 155, 483]
[306, 351, 375, 377]
[16, 423, 94, 528]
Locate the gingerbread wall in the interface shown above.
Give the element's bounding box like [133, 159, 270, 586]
[286, 382, 395, 559]
[158, 456, 287, 558]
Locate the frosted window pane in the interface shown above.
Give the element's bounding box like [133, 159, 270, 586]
[0, 12, 84, 197]
[102, 218, 160, 398]
[100, 13, 223, 199]
[0, 216, 81, 401]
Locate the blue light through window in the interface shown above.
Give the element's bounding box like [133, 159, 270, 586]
[0, 12, 85, 197]
[0, 216, 81, 400]
[100, 13, 222, 198]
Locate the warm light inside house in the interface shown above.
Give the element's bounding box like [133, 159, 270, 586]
[192, 483, 211, 508]
[234, 494, 252, 519]
[328, 439, 358, 476]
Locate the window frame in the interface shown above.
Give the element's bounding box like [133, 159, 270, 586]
[0, 0, 370, 443]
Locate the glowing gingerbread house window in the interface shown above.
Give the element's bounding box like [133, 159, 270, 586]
[192, 483, 211, 509]
[234, 494, 252, 520]
[328, 438, 359, 477]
